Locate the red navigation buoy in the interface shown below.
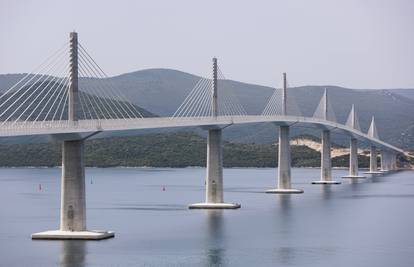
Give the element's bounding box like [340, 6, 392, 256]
[162, 186, 166, 191]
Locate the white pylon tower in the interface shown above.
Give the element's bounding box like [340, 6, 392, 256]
[189, 58, 241, 209]
[32, 32, 114, 240]
[364, 116, 382, 174]
[266, 73, 303, 193]
[342, 105, 365, 179]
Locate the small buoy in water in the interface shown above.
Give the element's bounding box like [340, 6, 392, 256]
[39, 184, 42, 191]
[162, 186, 166, 191]
[91, 179, 93, 184]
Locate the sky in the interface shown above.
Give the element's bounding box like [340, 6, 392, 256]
[1, 0, 413, 89]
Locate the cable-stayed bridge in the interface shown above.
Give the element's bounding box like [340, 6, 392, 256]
[1, 32, 404, 240]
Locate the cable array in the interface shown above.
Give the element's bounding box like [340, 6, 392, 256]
[0, 42, 70, 125]
[77, 43, 143, 120]
[262, 87, 302, 116]
[312, 90, 337, 122]
[345, 106, 361, 131]
[0, 42, 144, 126]
[173, 65, 246, 118]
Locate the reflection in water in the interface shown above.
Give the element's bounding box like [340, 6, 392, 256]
[205, 210, 225, 267]
[321, 185, 332, 200]
[370, 174, 385, 183]
[275, 246, 296, 265]
[279, 194, 292, 216]
[349, 178, 363, 191]
[60, 241, 87, 267]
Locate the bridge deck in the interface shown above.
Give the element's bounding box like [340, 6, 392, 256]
[0, 115, 403, 153]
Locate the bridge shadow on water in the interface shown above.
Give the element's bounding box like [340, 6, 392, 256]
[59, 240, 87, 267]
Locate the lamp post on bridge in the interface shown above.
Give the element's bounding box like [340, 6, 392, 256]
[189, 57, 241, 209]
[266, 73, 303, 193]
[32, 32, 114, 240]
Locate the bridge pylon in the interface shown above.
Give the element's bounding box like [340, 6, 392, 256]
[32, 32, 114, 240]
[364, 116, 383, 175]
[266, 73, 303, 193]
[189, 58, 241, 209]
[342, 105, 366, 179]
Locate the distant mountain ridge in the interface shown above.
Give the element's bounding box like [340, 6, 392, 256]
[1, 69, 413, 149]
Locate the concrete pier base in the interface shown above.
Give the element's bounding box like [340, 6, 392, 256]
[32, 230, 114, 240]
[189, 129, 240, 209]
[311, 180, 341, 185]
[266, 188, 304, 193]
[266, 126, 303, 194]
[342, 175, 366, 179]
[363, 171, 383, 175]
[188, 203, 241, 209]
[32, 140, 114, 240]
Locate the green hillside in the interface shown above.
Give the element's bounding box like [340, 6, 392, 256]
[0, 132, 369, 168]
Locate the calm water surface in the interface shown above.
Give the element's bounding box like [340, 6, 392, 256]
[0, 167, 413, 267]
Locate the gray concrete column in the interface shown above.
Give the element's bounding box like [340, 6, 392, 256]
[392, 154, 398, 170]
[189, 128, 240, 209]
[380, 150, 386, 171]
[380, 150, 390, 172]
[369, 145, 377, 172]
[350, 138, 358, 176]
[364, 145, 382, 174]
[60, 140, 86, 231]
[205, 129, 223, 203]
[266, 126, 303, 193]
[278, 126, 291, 189]
[312, 130, 340, 184]
[342, 138, 365, 178]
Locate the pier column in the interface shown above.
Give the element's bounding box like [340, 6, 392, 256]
[205, 129, 224, 203]
[369, 146, 377, 172]
[391, 153, 397, 170]
[31, 32, 114, 240]
[189, 128, 241, 209]
[266, 125, 303, 193]
[342, 138, 365, 178]
[364, 145, 382, 174]
[312, 130, 340, 184]
[380, 150, 389, 172]
[60, 140, 86, 231]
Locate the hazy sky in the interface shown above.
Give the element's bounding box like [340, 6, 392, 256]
[1, 0, 413, 89]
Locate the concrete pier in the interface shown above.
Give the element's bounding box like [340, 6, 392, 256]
[342, 138, 365, 179]
[312, 130, 341, 184]
[391, 153, 398, 170]
[364, 145, 382, 174]
[189, 129, 240, 209]
[380, 150, 390, 172]
[32, 32, 114, 240]
[266, 126, 304, 193]
[32, 140, 114, 240]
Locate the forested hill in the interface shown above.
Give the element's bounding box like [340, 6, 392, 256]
[0, 132, 369, 168]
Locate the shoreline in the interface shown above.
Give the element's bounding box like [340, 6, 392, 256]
[0, 166, 384, 170]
